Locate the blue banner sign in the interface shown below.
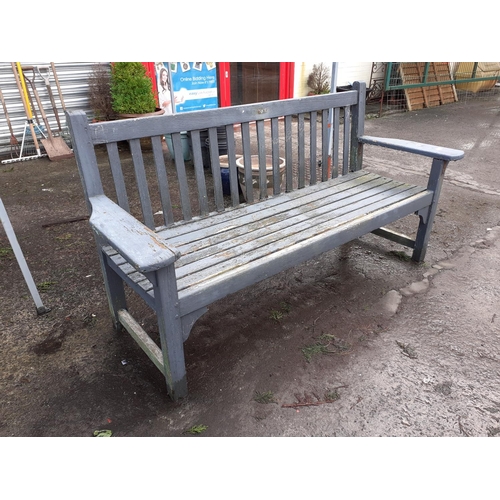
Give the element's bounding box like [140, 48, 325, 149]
[155, 62, 218, 114]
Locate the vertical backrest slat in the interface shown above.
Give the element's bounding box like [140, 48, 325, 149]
[151, 135, 174, 226]
[284, 115, 293, 192]
[106, 142, 130, 212]
[350, 81, 366, 172]
[332, 107, 340, 178]
[309, 111, 317, 185]
[241, 122, 254, 203]
[208, 127, 225, 211]
[171, 132, 192, 221]
[321, 109, 329, 181]
[271, 117, 281, 195]
[256, 120, 267, 200]
[190, 130, 209, 216]
[297, 113, 306, 189]
[129, 138, 155, 229]
[342, 106, 351, 176]
[225, 124, 240, 207]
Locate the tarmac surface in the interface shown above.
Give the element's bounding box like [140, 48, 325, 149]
[1, 95, 499, 441]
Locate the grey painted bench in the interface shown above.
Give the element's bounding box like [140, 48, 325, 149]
[66, 81, 464, 400]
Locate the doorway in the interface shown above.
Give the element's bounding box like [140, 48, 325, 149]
[229, 62, 280, 105]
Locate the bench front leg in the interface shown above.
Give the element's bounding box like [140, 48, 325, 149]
[412, 158, 448, 262]
[147, 265, 188, 401]
[99, 248, 127, 331]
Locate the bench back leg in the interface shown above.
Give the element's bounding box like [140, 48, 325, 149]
[412, 158, 448, 262]
[148, 265, 188, 400]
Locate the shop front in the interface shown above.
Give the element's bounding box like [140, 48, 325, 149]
[145, 62, 295, 112]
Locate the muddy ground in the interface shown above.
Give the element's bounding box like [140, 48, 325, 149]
[1, 98, 499, 438]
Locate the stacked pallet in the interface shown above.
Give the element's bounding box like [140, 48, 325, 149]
[399, 63, 458, 111]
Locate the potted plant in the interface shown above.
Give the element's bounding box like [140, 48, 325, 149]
[307, 63, 331, 95]
[110, 62, 163, 118]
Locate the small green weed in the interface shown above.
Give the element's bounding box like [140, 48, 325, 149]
[302, 344, 330, 363]
[324, 389, 340, 402]
[270, 301, 291, 322]
[37, 281, 57, 292]
[280, 301, 291, 313]
[388, 250, 411, 261]
[185, 424, 208, 435]
[301, 334, 351, 362]
[270, 310, 284, 321]
[0, 247, 13, 259]
[55, 233, 72, 241]
[254, 390, 277, 404]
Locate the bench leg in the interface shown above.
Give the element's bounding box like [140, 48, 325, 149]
[149, 265, 188, 401]
[99, 249, 127, 331]
[412, 158, 448, 262]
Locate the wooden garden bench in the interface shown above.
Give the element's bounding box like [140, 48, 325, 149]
[66, 81, 464, 400]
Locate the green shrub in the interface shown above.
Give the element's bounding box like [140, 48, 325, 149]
[110, 62, 157, 114]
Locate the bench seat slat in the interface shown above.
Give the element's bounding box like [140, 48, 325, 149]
[176, 188, 432, 315]
[172, 177, 398, 262]
[159, 170, 372, 239]
[173, 183, 427, 287]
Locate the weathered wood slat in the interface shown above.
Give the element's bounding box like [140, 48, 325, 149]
[170, 176, 392, 256]
[171, 132, 192, 221]
[256, 119, 267, 199]
[129, 138, 155, 229]
[106, 142, 129, 212]
[208, 127, 224, 211]
[118, 309, 164, 372]
[225, 124, 240, 206]
[332, 107, 340, 178]
[174, 181, 409, 275]
[176, 190, 433, 316]
[321, 109, 329, 181]
[174, 183, 426, 285]
[151, 135, 174, 226]
[284, 115, 293, 192]
[309, 111, 318, 185]
[298, 113, 306, 189]
[162, 171, 372, 240]
[189, 130, 209, 216]
[240, 121, 253, 203]
[342, 106, 351, 176]
[271, 118, 281, 195]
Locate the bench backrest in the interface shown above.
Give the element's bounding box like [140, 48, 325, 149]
[67, 81, 366, 230]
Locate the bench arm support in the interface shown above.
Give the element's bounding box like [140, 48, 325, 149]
[359, 135, 464, 162]
[89, 195, 180, 273]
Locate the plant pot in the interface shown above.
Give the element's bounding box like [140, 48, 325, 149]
[236, 155, 286, 201]
[199, 127, 228, 169]
[165, 132, 192, 161]
[336, 85, 372, 100]
[219, 154, 242, 196]
[116, 108, 165, 151]
[117, 108, 165, 119]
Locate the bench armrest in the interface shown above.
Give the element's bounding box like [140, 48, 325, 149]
[359, 135, 464, 162]
[89, 195, 180, 273]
